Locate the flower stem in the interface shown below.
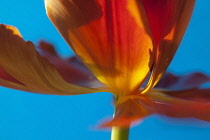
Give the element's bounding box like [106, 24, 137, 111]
[111, 96, 130, 140]
[111, 127, 129, 140]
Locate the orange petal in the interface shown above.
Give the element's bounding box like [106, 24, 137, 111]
[142, 0, 196, 93]
[0, 70, 32, 92]
[155, 72, 210, 91]
[45, 0, 154, 95]
[101, 95, 153, 128]
[0, 78, 33, 93]
[0, 67, 23, 85]
[0, 24, 106, 95]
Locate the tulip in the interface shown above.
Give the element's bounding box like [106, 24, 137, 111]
[1, 0, 210, 140]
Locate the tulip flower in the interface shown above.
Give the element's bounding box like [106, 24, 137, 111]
[1, 0, 209, 140]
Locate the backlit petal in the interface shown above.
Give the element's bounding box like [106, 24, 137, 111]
[45, 0, 154, 95]
[0, 24, 105, 95]
[142, 0, 196, 93]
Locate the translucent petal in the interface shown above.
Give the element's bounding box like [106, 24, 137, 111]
[0, 24, 105, 95]
[45, 0, 154, 95]
[142, 0, 196, 93]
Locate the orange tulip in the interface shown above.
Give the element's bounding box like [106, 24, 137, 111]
[1, 0, 209, 128]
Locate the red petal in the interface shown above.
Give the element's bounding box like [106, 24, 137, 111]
[142, 0, 196, 93]
[195, 103, 210, 122]
[142, 0, 195, 45]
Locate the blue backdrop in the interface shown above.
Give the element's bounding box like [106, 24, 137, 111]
[0, 1, 210, 140]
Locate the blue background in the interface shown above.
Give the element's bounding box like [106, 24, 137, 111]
[0, 1, 210, 140]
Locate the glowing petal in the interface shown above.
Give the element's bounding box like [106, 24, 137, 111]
[0, 24, 105, 95]
[45, 0, 154, 95]
[142, 0, 196, 93]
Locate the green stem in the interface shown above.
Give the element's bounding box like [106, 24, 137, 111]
[111, 127, 129, 140]
[111, 96, 130, 140]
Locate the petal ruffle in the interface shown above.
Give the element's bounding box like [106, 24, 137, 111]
[142, 0, 196, 93]
[0, 24, 105, 95]
[45, 0, 154, 95]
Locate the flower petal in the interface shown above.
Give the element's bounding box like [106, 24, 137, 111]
[142, 0, 196, 93]
[45, 0, 154, 95]
[38, 41, 105, 88]
[162, 89, 210, 103]
[155, 72, 210, 91]
[0, 24, 105, 95]
[0, 74, 32, 92]
[101, 95, 153, 127]
[0, 67, 23, 84]
[146, 91, 210, 122]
